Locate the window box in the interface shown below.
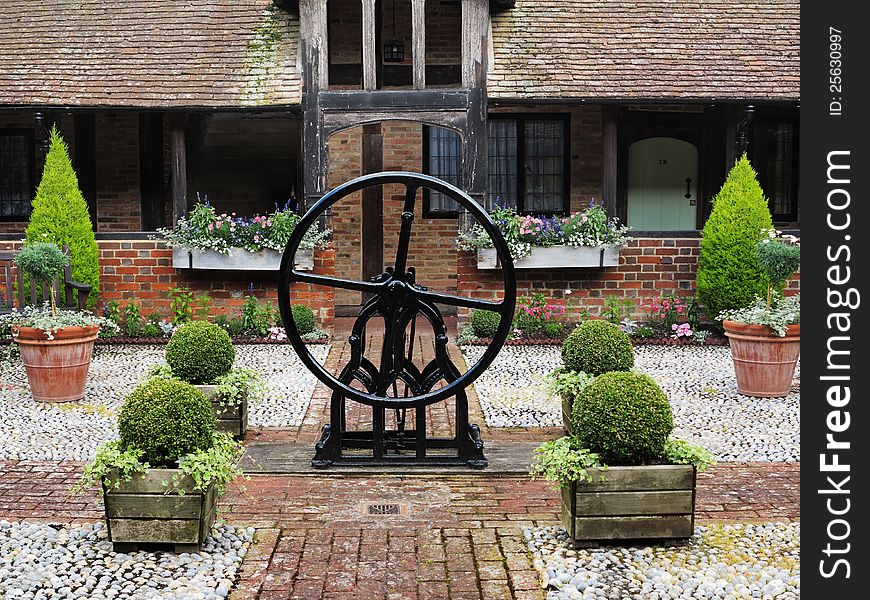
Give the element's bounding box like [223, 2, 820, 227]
[476, 245, 619, 270]
[171, 248, 313, 271]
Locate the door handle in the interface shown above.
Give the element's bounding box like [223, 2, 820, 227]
[685, 178, 696, 205]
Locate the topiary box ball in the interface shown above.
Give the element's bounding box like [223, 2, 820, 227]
[291, 304, 316, 335]
[118, 378, 216, 466]
[471, 309, 501, 338]
[573, 371, 674, 465]
[166, 320, 236, 384]
[561, 319, 634, 375]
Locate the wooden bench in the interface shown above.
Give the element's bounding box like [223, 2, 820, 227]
[0, 244, 92, 312]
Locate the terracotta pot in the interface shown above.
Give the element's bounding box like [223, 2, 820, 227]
[722, 320, 800, 398]
[13, 325, 100, 402]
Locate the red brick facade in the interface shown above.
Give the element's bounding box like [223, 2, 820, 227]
[456, 239, 800, 326]
[0, 239, 336, 331]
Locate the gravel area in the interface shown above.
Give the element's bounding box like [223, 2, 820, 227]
[462, 344, 800, 462]
[526, 523, 800, 600]
[0, 520, 252, 599]
[0, 343, 329, 461]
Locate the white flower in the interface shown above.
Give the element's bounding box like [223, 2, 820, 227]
[565, 289, 573, 296]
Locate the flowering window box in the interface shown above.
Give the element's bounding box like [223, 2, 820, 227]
[476, 245, 619, 270]
[171, 248, 313, 271]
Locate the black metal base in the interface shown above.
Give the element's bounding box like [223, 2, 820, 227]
[312, 423, 487, 469]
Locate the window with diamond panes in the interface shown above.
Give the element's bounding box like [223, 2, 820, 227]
[0, 131, 34, 219]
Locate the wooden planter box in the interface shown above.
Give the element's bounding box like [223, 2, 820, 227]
[476, 245, 619, 270]
[171, 247, 313, 271]
[561, 464, 696, 547]
[103, 469, 217, 553]
[196, 384, 248, 439]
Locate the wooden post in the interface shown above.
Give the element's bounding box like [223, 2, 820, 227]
[362, 0, 377, 91]
[412, 0, 426, 89]
[169, 113, 188, 226]
[362, 124, 384, 289]
[461, 0, 489, 89]
[602, 105, 620, 220]
[300, 0, 330, 208]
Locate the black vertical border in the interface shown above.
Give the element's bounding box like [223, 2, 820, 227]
[802, 1, 870, 596]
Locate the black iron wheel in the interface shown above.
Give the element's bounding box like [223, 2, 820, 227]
[278, 172, 516, 407]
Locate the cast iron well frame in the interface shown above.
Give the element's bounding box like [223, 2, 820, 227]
[278, 172, 516, 468]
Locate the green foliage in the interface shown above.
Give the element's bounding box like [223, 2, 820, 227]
[663, 438, 716, 472]
[142, 322, 162, 338]
[697, 154, 773, 320]
[123, 301, 143, 336]
[756, 239, 800, 289]
[242, 295, 277, 337]
[169, 286, 194, 325]
[14, 243, 68, 284]
[0, 303, 117, 340]
[72, 440, 148, 495]
[573, 372, 674, 465]
[172, 432, 245, 496]
[545, 367, 594, 403]
[25, 126, 100, 307]
[117, 378, 215, 466]
[194, 293, 213, 321]
[543, 321, 564, 338]
[471, 309, 501, 339]
[74, 434, 244, 498]
[214, 313, 246, 338]
[166, 320, 236, 383]
[291, 304, 316, 336]
[633, 324, 656, 338]
[601, 294, 634, 325]
[529, 436, 604, 489]
[561, 320, 634, 376]
[718, 293, 800, 336]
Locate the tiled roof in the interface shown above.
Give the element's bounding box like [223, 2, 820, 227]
[0, 0, 301, 108]
[489, 0, 800, 100]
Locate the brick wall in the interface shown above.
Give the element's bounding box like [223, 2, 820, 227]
[489, 105, 604, 213]
[95, 112, 141, 231]
[0, 239, 335, 331]
[327, 121, 459, 311]
[455, 238, 801, 326]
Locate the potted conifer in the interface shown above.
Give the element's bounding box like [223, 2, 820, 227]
[0, 243, 115, 402]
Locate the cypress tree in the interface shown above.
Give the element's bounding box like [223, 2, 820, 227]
[696, 154, 772, 321]
[25, 125, 100, 306]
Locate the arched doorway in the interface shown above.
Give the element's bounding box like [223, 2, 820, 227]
[627, 137, 698, 230]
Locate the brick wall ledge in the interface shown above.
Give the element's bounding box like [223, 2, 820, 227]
[0, 231, 162, 241]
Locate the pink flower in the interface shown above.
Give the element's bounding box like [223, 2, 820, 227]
[208, 224, 214, 231]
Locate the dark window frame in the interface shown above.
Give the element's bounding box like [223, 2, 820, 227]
[751, 113, 800, 223]
[488, 113, 571, 215]
[422, 124, 463, 218]
[422, 113, 572, 218]
[0, 128, 35, 221]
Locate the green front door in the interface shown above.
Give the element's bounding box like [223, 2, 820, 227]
[627, 137, 698, 230]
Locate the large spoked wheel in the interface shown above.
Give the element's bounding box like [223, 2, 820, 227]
[278, 172, 516, 407]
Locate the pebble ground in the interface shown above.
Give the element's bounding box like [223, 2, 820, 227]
[527, 523, 799, 600]
[0, 344, 329, 461]
[462, 344, 800, 462]
[0, 520, 253, 600]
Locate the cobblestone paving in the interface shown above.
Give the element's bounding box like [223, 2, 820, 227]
[462, 345, 800, 462]
[0, 344, 329, 461]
